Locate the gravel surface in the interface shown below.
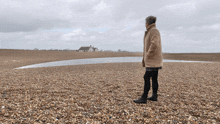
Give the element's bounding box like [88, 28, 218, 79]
[0, 61, 219, 123]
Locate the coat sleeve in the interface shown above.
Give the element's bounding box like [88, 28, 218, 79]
[147, 29, 159, 58]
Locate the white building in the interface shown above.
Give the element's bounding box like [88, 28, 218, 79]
[78, 45, 98, 52]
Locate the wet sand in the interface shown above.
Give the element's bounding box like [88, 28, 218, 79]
[0, 49, 219, 123]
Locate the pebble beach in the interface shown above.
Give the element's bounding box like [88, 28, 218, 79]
[0, 50, 219, 123]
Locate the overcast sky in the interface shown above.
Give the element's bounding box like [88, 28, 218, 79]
[0, 0, 220, 53]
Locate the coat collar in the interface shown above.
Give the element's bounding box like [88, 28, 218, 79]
[145, 23, 156, 35]
[144, 23, 156, 37]
[146, 23, 156, 31]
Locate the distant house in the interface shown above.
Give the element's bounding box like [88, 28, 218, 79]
[92, 47, 99, 52]
[78, 45, 98, 52]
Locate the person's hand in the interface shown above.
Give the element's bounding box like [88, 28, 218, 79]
[142, 58, 145, 67]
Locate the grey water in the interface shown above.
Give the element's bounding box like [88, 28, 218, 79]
[15, 57, 213, 69]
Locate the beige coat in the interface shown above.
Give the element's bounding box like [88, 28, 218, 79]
[142, 23, 163, 68]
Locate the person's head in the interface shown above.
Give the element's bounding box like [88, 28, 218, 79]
[145, 16, 157, 27]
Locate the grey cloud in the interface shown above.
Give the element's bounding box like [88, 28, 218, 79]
[0, 0, 81, 32]
[1, 0, 220, 52]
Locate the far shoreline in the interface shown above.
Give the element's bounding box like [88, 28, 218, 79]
[1, 49, 220, 70]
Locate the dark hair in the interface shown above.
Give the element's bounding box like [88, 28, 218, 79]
[145, 16, 157, 24]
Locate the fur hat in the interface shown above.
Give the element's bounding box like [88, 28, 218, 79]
[145, 16, 157, 24]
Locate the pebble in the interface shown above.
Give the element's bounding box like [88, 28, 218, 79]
[0, 52, 219, 123]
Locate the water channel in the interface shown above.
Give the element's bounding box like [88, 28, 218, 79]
[15, 57, 213, 69]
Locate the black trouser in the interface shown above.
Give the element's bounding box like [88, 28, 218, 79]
[142, 70, 159, 98]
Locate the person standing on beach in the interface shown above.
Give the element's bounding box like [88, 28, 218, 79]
[133, 16, 163, 104]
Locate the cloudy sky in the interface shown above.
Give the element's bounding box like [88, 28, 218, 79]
[0, 0, 220, 53]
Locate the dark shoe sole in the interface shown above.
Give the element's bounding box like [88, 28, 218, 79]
[133, 100, 147, 104]
[147, 98, 158, 101]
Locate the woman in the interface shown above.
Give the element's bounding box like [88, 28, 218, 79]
[133, 16, 163, 104]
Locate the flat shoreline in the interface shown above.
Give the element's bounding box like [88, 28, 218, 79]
[163, 53, 220, 62]
[0, 49, 141, 70]
[1, 49, 220, 70]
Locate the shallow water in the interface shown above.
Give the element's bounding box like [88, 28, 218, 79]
[15, 57, 213, 69]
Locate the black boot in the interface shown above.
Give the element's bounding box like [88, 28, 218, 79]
[133, 94, 147, 104]
[147, 94, 158, 101]
[133, 97, 147, 104]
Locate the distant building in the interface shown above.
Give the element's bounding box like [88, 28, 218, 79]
[78, 45, 98, 52]
[92, 47, 99, 52]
